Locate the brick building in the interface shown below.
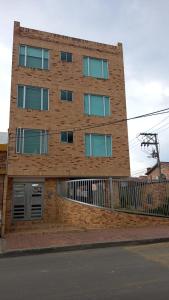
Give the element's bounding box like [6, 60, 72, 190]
[0, 143, 7, 231]
[6, 21, 130, 229]
[146, 162, 169, 180]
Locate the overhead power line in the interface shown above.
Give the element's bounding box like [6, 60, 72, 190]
[9, 107, 169, 141]
[129, 114, 169, 147]
[139, 133, 161, 177]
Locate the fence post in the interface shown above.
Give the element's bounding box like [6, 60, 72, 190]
[109, 177, 113, 210]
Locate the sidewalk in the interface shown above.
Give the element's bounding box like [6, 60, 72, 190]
[1, 224, 169, 257]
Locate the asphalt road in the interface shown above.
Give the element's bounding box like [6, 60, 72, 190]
[0, 243, 169, 300]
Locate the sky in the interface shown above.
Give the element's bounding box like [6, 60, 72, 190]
[0, 0, 169, 176]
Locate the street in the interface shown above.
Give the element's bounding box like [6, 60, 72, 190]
[0, 243, 169, 300]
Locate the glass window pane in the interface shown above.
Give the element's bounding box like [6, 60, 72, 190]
[83, 57, 88, 76]
[25, 86, 41, 110]
[27, 57, 42, 68]
[61, 132, 67, 142]
[43, 58, 48, 69]
[85, 134, 90, 156]
[61, 52, 66, 61]
[18, 86, 24, 108]
[24, 130, 40, 154]
[41, 131, 48, 154]
[103, 60, 108, 79]
[20, 45, 25, 55]
[105, 97, 110, 116]
[90, 58, 102, 78]
[106, 136, 112, 156]
[67, 53, 72, 62]
[16, 129, 22, 153]
[44, 49, 49, 59]
[27, 47, 42, 58]
[61, 90, 67, 100]
[19, 46, 25, 66]
[92, 135, 106, 157]
[68, 132, 73, 143]
[84, 94, 89, 114]
[19, 55, 25, 66]
[67, 91, 72, 101]
[43, 89, 48, 110]
[90, 95, 104, 116]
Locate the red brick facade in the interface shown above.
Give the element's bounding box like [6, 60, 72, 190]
[0, 146, 7, 220]
[6, 178, 169, 232]
[146, 162, 169, 180]
[6, 21, 131, 232]
[8, 21, 130, 178]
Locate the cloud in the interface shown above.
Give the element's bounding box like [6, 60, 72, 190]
[0, 43, 11, 131]
[1, 0, 169, 174]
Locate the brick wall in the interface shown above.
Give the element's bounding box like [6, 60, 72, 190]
[0, 176, 4, 215]
[0, 149, 6, 218]
[57, 196, 169, 229]
[8, 21, 130, 178]
[147, 164, 169, 180]
[161, 164, 169, 179]
[0, 150, 7, 175]
[5, 178, 169, 232]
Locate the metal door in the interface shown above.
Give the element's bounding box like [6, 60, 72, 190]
[13, 182, 43, 220]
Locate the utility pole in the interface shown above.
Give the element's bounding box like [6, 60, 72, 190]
[139, 133, 161, 178]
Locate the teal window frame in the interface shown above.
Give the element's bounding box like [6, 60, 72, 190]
[61, 131, 73, 143]
[85, 134, 112, 157]
[19, 45, 49, 69]
[17, 85, 49, 110]
[83, 56, 108, 79]
[60, 90, 73, 101]
[16, 128, 48, 155]
[84, 94, 110, 116]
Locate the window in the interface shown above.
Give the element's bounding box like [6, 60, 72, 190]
[16, 128, 48, 154]
[61, 51, 72, 62]
[13, 182, 43, 220]
[85, 134, 112, 157]
[19, 45, 49, 69]
[84, 94, 110, 116]
[60, 90, 73, 101]
[61, 131, 73, 143]
[83, 57, 108, 79]
[17, 85, 49, 110]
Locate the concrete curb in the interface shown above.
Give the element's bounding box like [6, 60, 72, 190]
[1, 237, 169, 258]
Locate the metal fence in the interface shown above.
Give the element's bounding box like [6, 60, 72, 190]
[58, 178, 169, 217]
[114, 179, 169, 217]
[58, 178, 112, 209]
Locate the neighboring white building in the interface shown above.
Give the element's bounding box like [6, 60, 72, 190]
[0, 132, 8, 144]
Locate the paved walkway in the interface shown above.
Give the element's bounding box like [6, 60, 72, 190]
[0, 224, 169, 255]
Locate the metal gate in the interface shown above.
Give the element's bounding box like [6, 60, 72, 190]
[13, 182, 43, 220]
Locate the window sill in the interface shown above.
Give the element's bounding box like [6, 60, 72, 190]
[16, 153, 48, 156]
[84, 114, 111, 118]
[13, 217, 42, 222]
[18, 65, 49, 71]
[85, 156, 112, 158]
[17, 107, 49, 112]
[83, 75, 109, 80]
[60, 61, 73, 63]
[60, 142, 74, 144]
